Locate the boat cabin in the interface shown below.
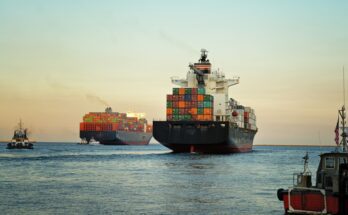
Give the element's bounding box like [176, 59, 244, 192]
[316, 152, 348, 193]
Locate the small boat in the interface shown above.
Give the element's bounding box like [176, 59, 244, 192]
[277, 105, 348, 214]
[7, 120, 34, 149]
[78, 138, 88, 145]
[88, 137, 100, 145]
[77, 137, 99, 145]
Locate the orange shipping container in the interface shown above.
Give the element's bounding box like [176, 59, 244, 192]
[198, 95, 204, 101]
[190, 108, 197, 115]
[179, 88, 185, 95]
[203, 115, 212, 120]
[178, 101, 185, 108]
[204, 108, 212, 115]
[197, 115, 204, 120]
[167, 108, 173, 115]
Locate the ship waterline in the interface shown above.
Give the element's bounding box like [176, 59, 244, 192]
[153, 121, 256, 153]
[80, 130, 152, 145]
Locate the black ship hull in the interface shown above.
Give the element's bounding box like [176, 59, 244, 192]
[7, 142, 33, 149]
[153, 121, 257, 153]
[80, 130, 152, 145]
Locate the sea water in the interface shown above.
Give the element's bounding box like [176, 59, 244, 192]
[0, 143, 332, 214]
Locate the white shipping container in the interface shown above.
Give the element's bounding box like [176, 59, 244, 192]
[250, 125, 257, 130]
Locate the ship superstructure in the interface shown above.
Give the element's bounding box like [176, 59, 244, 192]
[153, 49, 257, 153]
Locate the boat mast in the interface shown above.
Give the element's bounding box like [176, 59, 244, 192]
[339, 66, 347, 152]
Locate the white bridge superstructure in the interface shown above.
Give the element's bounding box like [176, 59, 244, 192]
[170, 49, 241, 122]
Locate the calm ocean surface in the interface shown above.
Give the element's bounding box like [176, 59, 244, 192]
[0, 142, 334, 215]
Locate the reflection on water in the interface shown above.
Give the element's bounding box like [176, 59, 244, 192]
[0, 143, 332, 214]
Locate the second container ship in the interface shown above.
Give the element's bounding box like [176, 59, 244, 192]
[153, 49, 257, 153]
[80, 107, 152, 145]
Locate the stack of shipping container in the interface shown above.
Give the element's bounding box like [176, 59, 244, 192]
[231, 106, 257, 131]
[166, 88, 214, 121]
[80, 111, 152, 133]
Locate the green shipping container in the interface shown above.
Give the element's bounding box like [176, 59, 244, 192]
[172, 115, 180, 121]
[204, 101, 212, 108]
[198, 108, 204, 115]
[204, 95, 212, 101]
[167, 101, 172, 108]
[198, 88, 205, 94]
[185, 88, 192, 94]
[184, 115, 191, 120]
[173, 88, 179, 95]
[173, 108, 179, 115]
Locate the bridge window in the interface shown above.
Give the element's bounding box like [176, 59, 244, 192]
[325, 157, 335, 169]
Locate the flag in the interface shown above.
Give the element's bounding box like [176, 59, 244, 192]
[335, 117, 339, 145]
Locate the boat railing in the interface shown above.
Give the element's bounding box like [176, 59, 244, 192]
[292, 172, 312, 187]
[287, 187, 327, 214]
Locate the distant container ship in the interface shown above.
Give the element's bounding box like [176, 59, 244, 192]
[153, 49, 257, 153]
[80, 107, 152, 145]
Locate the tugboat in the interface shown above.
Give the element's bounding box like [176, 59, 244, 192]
[277, 105, 348, 214]
[7, 120, 34, 149]
[88, 137, 100, 145]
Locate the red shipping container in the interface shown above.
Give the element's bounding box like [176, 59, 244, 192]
[80, 123, 85, 131]
[179, 109, 185, 114]
[167, 95, 173, 101]
[191, 88, 198, 94]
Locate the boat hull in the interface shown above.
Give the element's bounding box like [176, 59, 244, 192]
[7, 142, 33, 149]
[277, 188, 348, 214]
[80, 130, 152, 145]
[153, 121, 256, 153]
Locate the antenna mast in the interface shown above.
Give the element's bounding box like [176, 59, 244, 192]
[344, 66, 346, 108]
[339, 66, 347, 152]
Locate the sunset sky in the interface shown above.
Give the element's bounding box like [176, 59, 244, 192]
[0, 1, 347, 145]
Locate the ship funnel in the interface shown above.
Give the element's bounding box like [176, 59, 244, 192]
[105, 107, 113, 113]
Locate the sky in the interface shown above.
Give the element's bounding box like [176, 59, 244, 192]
[0, 0, 347, 145]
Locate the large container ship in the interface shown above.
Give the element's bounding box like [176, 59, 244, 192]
[80, 107, 152, 145]
[153, 49, 257, 153]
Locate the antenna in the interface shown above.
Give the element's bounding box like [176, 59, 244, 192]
[344, 66, 346, 108]
[339, 66, 347, 152]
